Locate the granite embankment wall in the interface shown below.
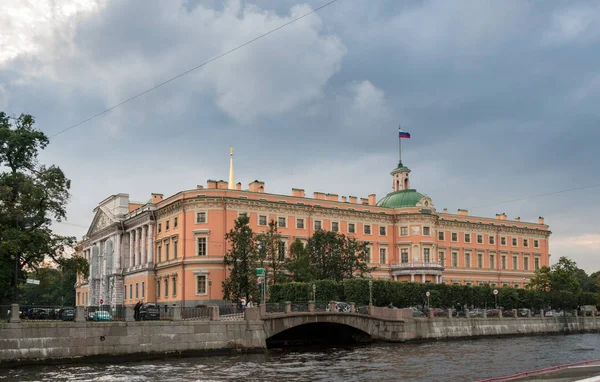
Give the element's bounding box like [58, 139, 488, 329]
[404, 316, 600, 341]
[0, 319, 266, 365]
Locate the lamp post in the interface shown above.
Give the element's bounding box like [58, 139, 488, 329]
[312, 284, 316, 302]
[208, 279, 212, 302]
[368, 279, 373, 306]
[14, 215, 20, 304]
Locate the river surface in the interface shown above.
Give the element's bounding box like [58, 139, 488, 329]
[2, 334, 600, 381]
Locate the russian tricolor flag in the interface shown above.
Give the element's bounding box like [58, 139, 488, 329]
[399, 128, 411, 139]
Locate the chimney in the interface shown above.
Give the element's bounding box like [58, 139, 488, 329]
[196, 185, 204, 190]
[313, 192, 325, 200]
[496, 214, 502, 220]
[249, 180, 264, 193]
[207, 179, 218, 189]
[151, 193, 164, 203]
[292, 188, 305, 198]
[538, 216, 545, 225]
[341, 196, 347, 203]
[349, 196, 358, 204]
[236, 182, 242, 191]
[217, 180, 228, 189]
[368, 194, 377, 206]
[457, 209, 468, 216]
[498, 213, 507, 220]
[326, 193, 338, 202]
[443, 208, 448, 213]
[360, 198, 369, 205]
[515, 217, 520, 222]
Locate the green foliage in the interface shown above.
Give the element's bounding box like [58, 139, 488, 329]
[285, 239, 317, 282]
[0, 112, 79, 304]
[19, 265, 78, 306]
[255, 219, 286, 285]
[528, 256, 587, 310]
[222, 214, 257, 301]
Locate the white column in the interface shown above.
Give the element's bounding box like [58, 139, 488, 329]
[147, 223, 154, 264]
[141, 225, 147, 265]
[410, 273, 415, 282]
[114, 233, 121, 270]
[134, 229, 139, 266]
[128, 231, 133, 268]
[421, 274, 426, 283]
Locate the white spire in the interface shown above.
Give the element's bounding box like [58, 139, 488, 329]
[228, 147, 234, 190]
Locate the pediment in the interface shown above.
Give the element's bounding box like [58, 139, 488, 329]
[416, 196, 435, 210]
[87, 207, 118, 237]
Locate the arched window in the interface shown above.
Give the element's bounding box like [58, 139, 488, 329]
[404, 178, 409, 189]
[396, 180, 400, 190]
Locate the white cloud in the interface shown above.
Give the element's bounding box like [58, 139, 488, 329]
[551, 233, 600, 273]
[343, 80, 389, 129]
[543, 4, 600, 45]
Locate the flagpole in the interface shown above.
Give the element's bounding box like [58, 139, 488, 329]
[398, 127, 402, 167]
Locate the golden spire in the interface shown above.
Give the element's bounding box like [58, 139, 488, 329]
[228, 147, 234, 190]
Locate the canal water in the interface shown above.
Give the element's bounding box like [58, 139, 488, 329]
[2, 333, 600, 381]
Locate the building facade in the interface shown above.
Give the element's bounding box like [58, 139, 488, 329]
[75, 151, 551, 307]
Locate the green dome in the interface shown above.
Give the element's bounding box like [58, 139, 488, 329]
[377, 189, 426, 208]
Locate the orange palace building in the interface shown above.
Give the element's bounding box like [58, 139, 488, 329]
[74, 147, 551, 308]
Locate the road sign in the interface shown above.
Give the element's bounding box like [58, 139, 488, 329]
[256, 268, 264, 276]
[26, 279, 40, 285]
[426, 291, 430, 297]
[100, 299, 104, 305]
[493, 289, 498, 295]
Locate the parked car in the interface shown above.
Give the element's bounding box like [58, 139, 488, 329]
[410, 307, 424, 317]
[139, 303, 160, 321]
[545, 310, 556, 317]
[92, 310, 113, 321]
[59, 307, 75, 321]
[518, 309, 531, 317]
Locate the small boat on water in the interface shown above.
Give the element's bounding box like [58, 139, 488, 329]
[478, 359, 600, 382]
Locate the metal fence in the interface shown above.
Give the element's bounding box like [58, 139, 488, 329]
[290, 302, 310, 313]
[355, 305, 370, 315]
[265, 303, 286, 314]
[159, 306, 174, 321]
[314, 302, 329, 312]
[182, 306, 210, 321]
[219, 303, 244, 321]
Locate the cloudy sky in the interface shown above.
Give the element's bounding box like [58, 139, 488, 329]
[1, 0, 599, 271]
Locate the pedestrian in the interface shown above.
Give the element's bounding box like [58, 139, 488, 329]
[240, 297, 247, 311]
[134, 300, 142, 321]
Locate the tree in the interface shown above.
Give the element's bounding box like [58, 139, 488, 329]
[19, 264, 78, 306]
[286, 238, 317, 282]
[222, 214, 257, 302]
[0, 112, 85, 304]
[528, 256, 582, 310]
[255, 220, 286, 285]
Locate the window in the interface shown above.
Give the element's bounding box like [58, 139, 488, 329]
[173, 240, 178, 259]
[197, 237, 207, 256]
[348, 223, 356, 233]
[158, 223, 162, 233]
[277, 241, 286, 261]
[534, 239, 539, 248]
[438, 252, 445, 266]
[332, 222, 339, 232]
[501, 237, 506, 246]
[412, 226, 420, 235]
[401, 248, 409, 263]
[259, 215, 267, 226]
[534, 257, 540, 270]
[296, 218, 304, 229]
[174, 217, 178, 228]
[157, 245, 162, 263]
[523, 239, 529, 248]
[164, 279, 168, 298]
[379, 226, 387, 236]
[129, 284, 132, 300]
[451, 232, 458, 242]
[465, 253, 471, 268]
[165, 242, 170, 261]
[156, 281, 160, 298]
[490, 254, 496, 269]
[172, 277, 177, 296]
[512, 256, 518, 270]
[477, 235, 483, 244]
[451, 252, 458, 267]
[465, 233, 471, 243]
[423, 226, 430, 236]
[512, 238, 517, 246]
[400, 227, 409, 236]
[438, 231, 445, 241]
[477, 253, 483, 268]
[165, 220, 170, 231]
[141, 281, 145, 299]
[423, 248, 430, 263]
[196, 275, 207, 295]
[135, 283, 139, 299]
[366, 247, 372, 263]
[501, 256, 507, 270]
[379, 248, 387, 264]
[524, 257, 529, 271]
[278, 217, 286, 228]
[196, 212, 207, 223]
[489, 236, 495, 245]
[364, 225, 371, 235]
[314, 220, 322, 230]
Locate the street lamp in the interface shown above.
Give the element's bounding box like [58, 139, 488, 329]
[208, 279, 212, 301]
[312, 284, 316, 301]
[368, 279, 373, 306]
[14, 215, 21, 304]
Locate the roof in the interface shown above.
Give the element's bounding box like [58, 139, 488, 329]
[376, 189, 426, 208]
